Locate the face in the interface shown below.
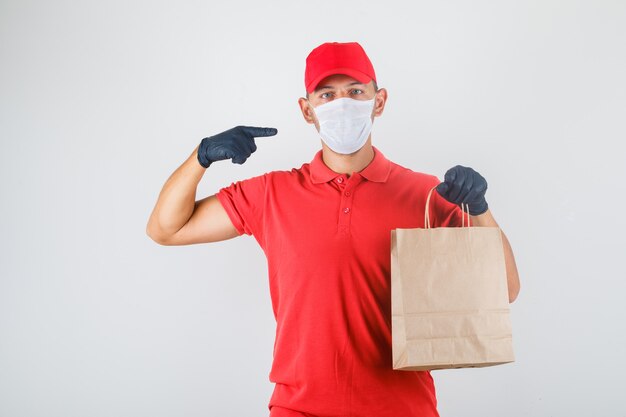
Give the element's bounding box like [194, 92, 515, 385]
[298, 73, 388, 130]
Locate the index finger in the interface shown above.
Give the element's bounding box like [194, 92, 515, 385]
[240, 126, 278, 138]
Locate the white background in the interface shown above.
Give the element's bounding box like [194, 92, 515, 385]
[1, 0, 625, 416]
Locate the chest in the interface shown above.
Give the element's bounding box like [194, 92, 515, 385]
[261, 179, 427, 266]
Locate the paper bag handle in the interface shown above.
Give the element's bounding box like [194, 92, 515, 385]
[425, 185, 471, 229]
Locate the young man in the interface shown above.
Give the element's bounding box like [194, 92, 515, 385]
[146, 42, 520, 417]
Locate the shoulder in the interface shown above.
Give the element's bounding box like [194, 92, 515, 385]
[264, 161, 311, 182]
[220, 159, 312, 193]
[387, 159, 440, 188]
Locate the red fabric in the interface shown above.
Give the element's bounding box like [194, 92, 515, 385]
[270, 405, 313, 417]
[305, 42, 376, 93]
[216, 146, 468, 417]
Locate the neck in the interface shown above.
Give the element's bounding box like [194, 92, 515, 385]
[321, 137, 375, 177]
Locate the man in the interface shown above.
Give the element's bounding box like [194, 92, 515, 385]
[147, 42, 520, 417]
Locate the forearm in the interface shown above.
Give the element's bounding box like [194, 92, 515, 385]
[146, 145, 206, 239]
[470, 209, 521, 303]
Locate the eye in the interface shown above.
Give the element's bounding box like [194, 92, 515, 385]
[320, 92, 333, 99]
[350, 89, 364, 95]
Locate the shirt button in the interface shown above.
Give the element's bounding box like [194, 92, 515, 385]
[344, 191, 351, 196]
[337, 177, 344, 183]
[343, 207, 351, 214]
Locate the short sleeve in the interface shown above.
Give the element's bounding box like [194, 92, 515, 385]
[216, 173, 268, 242]
[428, 179, 473, 228]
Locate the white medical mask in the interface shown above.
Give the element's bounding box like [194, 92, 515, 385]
[308, 97, 376, 154]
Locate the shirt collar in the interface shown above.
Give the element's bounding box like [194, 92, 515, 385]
[309, 145, 391, 184]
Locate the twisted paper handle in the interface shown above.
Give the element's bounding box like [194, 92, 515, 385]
[424, 185, 471, 229]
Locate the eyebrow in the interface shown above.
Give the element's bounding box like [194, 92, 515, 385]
[314, 81, 367, 92]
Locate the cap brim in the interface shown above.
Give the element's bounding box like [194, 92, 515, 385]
[306, 68, 373, 93]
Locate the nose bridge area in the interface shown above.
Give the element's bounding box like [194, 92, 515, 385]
[336, 88, 351, 99]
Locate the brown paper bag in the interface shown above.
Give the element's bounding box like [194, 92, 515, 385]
[391, 186, 514, 371]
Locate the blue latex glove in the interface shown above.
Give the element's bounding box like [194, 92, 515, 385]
[197, 125, 278, 168]
[435, 165, 489, 215]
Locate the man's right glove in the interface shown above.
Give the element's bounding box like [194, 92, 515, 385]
[197, 125, 278, 168]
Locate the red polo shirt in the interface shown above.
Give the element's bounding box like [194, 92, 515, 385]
[216, 146, 468, 417]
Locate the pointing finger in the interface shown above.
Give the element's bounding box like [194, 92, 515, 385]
[239, 126, 278, 138]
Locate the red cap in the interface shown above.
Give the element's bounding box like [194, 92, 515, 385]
[304, 42, 376, 94]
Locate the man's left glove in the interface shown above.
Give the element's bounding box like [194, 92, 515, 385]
[435, 165, 489, 216]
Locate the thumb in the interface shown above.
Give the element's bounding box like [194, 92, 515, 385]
[436, 182, 449, 196]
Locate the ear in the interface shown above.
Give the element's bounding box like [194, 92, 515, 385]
[373, 88, 388, 117]
[298, 97, 316, 124]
